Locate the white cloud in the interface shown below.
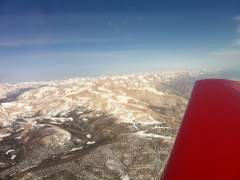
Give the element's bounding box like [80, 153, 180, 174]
[210, 48, 240, 63]
[236, 39, 240, 45]
[234, 16, 240, 21]
[230, 16, 240, 46]
[210, 49, 240, 66]
[0, 36, 127, 47]
[234, 16, 240, 46]
[211, 49, 240, 55]
[211, 16, 240, 66]
[211, 16, 240, 59]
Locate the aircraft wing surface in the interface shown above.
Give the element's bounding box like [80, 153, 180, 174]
[161, 79, 240, 180]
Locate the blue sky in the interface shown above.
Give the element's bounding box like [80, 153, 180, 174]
[0, 0, 239, 82]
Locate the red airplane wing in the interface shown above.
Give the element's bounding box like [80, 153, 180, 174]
[161, 79, 240, 180]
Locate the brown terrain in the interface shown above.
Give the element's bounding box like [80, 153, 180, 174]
[0, 71, 212, 180]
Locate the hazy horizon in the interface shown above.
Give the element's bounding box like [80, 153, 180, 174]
[0, 0, 239, 83]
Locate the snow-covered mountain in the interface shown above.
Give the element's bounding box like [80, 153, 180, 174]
[0, 71, 212, 179]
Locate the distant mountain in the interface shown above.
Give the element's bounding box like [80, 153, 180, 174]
[0, 71, 225, 179]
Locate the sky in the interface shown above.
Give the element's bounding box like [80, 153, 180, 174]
[0, 0, 239, 83]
